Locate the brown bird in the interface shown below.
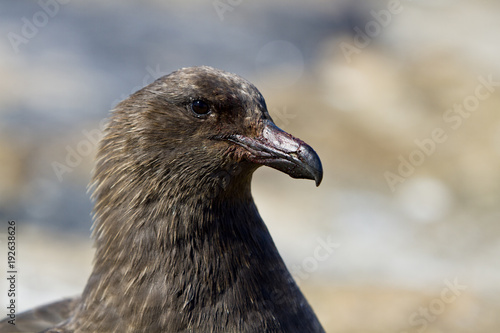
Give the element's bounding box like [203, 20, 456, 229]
[1, 66, 324, 332]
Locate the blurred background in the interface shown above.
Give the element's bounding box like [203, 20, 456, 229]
[1, 0, 500, 332]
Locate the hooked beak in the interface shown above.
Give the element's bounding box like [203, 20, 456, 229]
[227, 120, 323, 186]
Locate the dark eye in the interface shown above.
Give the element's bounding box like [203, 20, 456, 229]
[190, 100, 211, 117]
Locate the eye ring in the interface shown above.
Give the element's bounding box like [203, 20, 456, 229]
[190, 100, 211, 117]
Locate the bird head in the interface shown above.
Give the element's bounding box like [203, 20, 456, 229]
[93, 66, 322, 208]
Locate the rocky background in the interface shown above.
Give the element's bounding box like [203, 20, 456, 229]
[1, 1, 500, 332]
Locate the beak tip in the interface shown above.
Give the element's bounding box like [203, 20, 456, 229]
[300, 145, 323, 187]
[313, 163, 323, 187]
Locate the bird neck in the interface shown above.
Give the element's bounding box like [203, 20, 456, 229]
[71, 167, 296, 331]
